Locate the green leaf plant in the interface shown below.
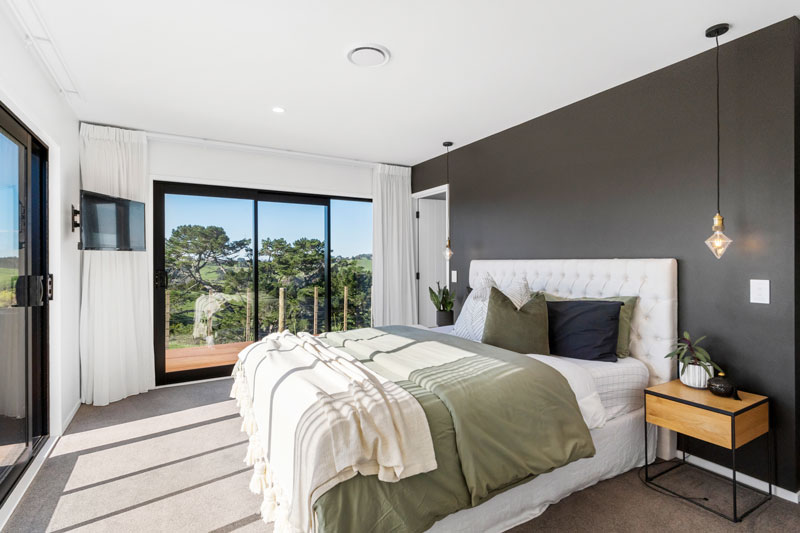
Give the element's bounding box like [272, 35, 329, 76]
[664, 331, 723, 378]
[428, 282, 454, 312]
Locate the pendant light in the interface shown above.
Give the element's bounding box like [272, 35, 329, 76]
[443, 141, 454, 260]
[704, 23, 732, 259]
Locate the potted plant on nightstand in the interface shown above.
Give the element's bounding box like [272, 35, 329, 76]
[429, 282, 454, 326]
[665, 331, 722, 389]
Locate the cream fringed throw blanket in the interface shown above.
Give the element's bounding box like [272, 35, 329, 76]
[230, 331, 437, 533]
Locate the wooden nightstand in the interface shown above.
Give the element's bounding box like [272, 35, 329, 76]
[644, 380, 772, 522]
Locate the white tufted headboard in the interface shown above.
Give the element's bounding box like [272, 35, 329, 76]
[469, 258, 678, 457]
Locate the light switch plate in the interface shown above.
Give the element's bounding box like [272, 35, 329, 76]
[750, 279, 770, 304]
[451, 270, 458, 283]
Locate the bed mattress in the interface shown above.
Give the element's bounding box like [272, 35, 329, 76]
[560, 356, 650, 421]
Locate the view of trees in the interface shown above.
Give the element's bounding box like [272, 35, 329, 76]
[0, 257, 18, 308]
[165, 224, 371, 349]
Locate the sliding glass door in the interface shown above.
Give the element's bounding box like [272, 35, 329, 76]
[331, 199, 372, 330]
[257, 197, 327, 337]
[159, 193, 254, 376]
[154, 182, 370, 385]
[0, 103, 48, 506]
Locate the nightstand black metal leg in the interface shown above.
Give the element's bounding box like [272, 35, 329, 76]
[643, 395, 649, 481]
[731, 417, 738, 522]
[767, 429, 773, 498]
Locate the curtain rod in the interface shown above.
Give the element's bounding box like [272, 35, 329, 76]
[79, 121, 408, 169]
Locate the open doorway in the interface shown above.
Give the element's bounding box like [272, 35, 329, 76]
[413, 185, 448, 327]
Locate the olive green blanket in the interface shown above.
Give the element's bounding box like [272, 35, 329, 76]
[313, 326, 595, 532]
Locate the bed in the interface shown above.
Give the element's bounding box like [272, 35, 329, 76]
[232, 258, 678, 532]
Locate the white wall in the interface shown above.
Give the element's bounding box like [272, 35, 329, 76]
[0, 5, 372, 440]
[0, 5, 81, 435]
[149, 139, 373, 198]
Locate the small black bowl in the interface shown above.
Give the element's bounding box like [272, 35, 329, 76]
[707, 373, 734, 397]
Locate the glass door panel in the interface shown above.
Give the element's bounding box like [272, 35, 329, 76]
[154, 184, 372, 384]
[330, 200, 372, 331]
[162, 193, 254, 374]
[0, 126, 28, 487]
[257, 200, 327, 337]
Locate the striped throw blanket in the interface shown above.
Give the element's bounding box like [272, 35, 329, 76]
[230, 330, 437, 533]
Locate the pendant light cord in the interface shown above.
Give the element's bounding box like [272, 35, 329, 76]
[445, 144, 450, 184]
[715, 34, 720, 215]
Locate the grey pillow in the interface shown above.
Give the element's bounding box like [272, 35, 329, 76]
[482, 288, 549, 355]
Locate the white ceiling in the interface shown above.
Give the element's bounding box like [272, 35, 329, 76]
[13, 1, 800, 165]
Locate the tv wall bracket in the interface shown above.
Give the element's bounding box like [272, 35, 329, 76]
[71, 204, 80, 232]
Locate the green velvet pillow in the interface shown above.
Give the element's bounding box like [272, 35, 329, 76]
[482, 288, 550, 354]
[544, 293, 638, 358]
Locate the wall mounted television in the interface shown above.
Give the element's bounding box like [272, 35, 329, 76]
[80, 190, 146, 251]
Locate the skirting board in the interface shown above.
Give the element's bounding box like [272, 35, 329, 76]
[62, 399, 81, 435]
[155, 375, 233, 389]
[0, 435, 59, 531]
[685, 455, 800, 504]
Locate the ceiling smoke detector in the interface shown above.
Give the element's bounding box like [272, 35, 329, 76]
[347, 44, 390, 67]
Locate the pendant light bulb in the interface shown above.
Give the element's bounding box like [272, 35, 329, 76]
[444, 238, 454, 260]
[705, 213, 732, 259]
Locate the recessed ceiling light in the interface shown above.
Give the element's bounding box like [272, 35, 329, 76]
[347, 44, 390, 67]
[272, 106, 285, 113]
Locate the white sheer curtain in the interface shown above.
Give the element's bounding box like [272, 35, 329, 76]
[371, 164, 417, 326]
[79, 124, 154, 406]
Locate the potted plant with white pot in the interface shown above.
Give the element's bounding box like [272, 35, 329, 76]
[664, 331, 723, 389]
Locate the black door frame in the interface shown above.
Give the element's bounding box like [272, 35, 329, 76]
[153, 181, 368, 385]
[0, 101, 49, 507]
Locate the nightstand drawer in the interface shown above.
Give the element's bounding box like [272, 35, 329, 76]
[645, 394, 769, 449]
[646, 394, 731, 447]
[733, 402, 769, 448]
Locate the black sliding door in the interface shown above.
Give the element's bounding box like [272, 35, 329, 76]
[257, 194, 329, 339]
[153, 182, 372, 385]
[0, 103, 49, 507]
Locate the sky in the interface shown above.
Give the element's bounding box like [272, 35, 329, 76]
[164, 194, 372, 258]
[0, 133, 20, 260]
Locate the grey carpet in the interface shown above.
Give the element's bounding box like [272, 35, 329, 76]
[4, 379, 265, 533]
[4, 379, 798, 532]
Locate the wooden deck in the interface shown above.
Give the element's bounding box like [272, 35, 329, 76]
[165, 341, 253, 373]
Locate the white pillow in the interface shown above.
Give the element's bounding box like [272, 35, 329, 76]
[526, 354, 608, 429]
[452, 274, 531, 342]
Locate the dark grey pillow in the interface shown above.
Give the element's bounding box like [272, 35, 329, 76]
[546, 300, 623, 362]
[482, 288, 549, 354]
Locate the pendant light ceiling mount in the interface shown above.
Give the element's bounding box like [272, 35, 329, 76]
[705, 23, 730, 39]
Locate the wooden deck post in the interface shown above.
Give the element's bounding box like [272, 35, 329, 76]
[313, 286, 319, 335]
[245, 287, 252, 342]
[343, 286, 348, 332]
[165, 290, 170, 349]
[278, 287, 285, 332]
[207, 289, 214, 340]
